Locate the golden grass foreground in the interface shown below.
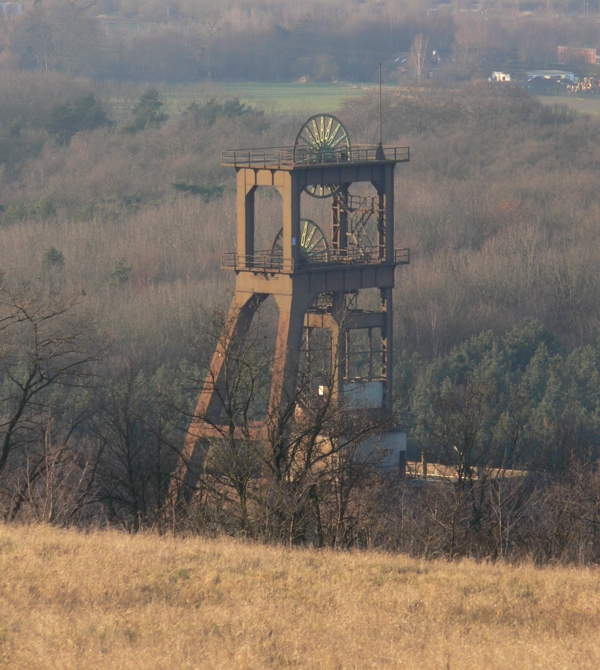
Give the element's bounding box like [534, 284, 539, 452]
[1, 525, 600, 669]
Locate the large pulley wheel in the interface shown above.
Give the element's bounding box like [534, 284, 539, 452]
[293, 114, 351, 199]
[304, 183, 339, 199]
[271, 219, 328, 264]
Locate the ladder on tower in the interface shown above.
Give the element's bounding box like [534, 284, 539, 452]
[344, 195, 376, 251]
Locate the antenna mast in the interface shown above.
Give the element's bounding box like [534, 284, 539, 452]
[379, 62, 383, 147]
[376, 62, 385, 160]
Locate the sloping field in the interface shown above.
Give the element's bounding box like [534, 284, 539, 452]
[1, 524, 599, 669]
[103, 81, 375, 123]
[535, 94, 600, 115]
[219, 82, 379, 114]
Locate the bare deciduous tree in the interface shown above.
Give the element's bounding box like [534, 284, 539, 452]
[0, 284, 100, 518]
[409, 33, 429, 83]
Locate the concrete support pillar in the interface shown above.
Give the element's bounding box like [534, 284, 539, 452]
[278, 172, 301, 268]
[269, 290, 313, 417]
[236, 171, 256, 269]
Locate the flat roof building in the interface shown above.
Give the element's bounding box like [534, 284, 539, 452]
[527, 70, 575, 82]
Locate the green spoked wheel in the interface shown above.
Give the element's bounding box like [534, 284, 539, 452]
[304, 183, 338, 198]
[293, 114, 351, 198]
[271, 219, 329, 264]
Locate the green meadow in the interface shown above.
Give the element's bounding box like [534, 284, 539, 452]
[103, 81, 392, 119]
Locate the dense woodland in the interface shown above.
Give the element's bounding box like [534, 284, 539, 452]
[4, 3, 600, 559]
[2, 0, 600, 83]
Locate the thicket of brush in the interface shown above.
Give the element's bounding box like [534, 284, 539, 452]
[2, 75, 600, 562]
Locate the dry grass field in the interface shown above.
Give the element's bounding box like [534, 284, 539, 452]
[1, 524, 600, 669]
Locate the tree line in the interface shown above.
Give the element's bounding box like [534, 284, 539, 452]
[2, 0, 600, 82]
[3, 280, 600, 565]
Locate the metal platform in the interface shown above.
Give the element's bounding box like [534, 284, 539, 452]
[222, 247, 410, 273]
[221, 145, 409, 169]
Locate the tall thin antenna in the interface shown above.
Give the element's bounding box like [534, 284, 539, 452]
[379, 62, 383, 147]
[376, 62, 385, 160]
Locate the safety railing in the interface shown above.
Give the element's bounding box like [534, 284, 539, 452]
[304, 247, 410, 266]
[221, 247, 410, 273]
[221, 252, 294, 273]
[221, 145, 410, 168]
[394, 248, 411, 264]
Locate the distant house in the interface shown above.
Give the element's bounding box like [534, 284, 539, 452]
[492, 69, 576, 86]
[558, 46, 596, 66]
[386, 52, 411, 77]
[526, 70, 575, 83]
[386, 50, 441, 80]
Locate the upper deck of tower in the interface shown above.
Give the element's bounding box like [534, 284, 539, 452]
[220, 114, 410, 278]
[221, 144, 409, 170]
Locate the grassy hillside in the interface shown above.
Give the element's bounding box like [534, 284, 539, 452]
[1, 524, 600, 669]
[218, 82, 378, 114]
